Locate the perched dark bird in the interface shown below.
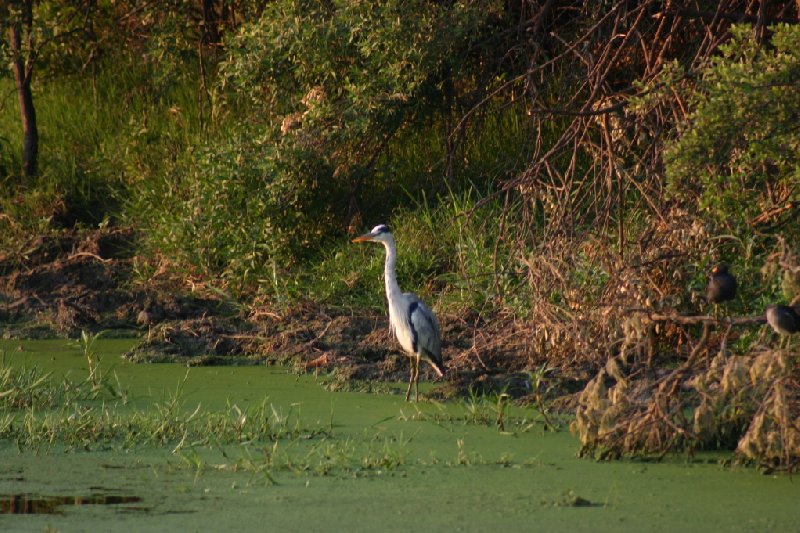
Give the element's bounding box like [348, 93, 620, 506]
[765, 304, 800, 347]
[353, 224, 445, 402]
[706, 263, 737, 305]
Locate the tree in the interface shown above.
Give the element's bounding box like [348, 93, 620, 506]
[5, 0, 38, 177]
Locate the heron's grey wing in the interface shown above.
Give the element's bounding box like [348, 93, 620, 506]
[405, 293, 441, 358]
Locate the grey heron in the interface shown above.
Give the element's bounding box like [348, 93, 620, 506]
[352, 224, 445, 401]
[765, 304, 800, 348]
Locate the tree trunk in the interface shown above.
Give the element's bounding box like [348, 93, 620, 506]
[201, 0, 221, 45]
[8, 2, 38, 178]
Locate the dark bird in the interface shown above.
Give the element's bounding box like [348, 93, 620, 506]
[706, 263, 737, 306]
[353, 224, 445, 402]
[765, 304, 800, 347]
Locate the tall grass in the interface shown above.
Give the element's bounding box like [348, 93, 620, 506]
[0, 56, 203, 229]
[301, 103, 536, 314]
[308, 186, 530, 317]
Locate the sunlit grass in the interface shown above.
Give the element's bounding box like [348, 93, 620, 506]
[0, 61, 201, 226]
[0, 356, 543, 478]
[307, 185, 531, 317]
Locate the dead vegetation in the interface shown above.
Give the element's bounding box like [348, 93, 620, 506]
[459, 1, 800, 471]
[570, 242, 800, 472]
[573, 324, 799, 472]
[0, 228, 236, 338]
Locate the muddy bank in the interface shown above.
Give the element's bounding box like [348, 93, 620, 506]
[0, 229, 233, 338]
[0, 229, 577, 399]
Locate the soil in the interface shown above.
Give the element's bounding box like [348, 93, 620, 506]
[0, 229, 230, 338]
[0, 228, 584, 400]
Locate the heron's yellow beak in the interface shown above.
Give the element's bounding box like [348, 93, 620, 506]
[352, 234, 373, 243]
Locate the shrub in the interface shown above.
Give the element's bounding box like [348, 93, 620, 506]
[135, 129, 343, 293]
[666, 24, 800, 238]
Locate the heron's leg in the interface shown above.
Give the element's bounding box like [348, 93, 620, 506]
[414, 357, 420, 402]
[405, 359, 413, 402]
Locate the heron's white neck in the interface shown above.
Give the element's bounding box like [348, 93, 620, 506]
[382, 237, 403, 305]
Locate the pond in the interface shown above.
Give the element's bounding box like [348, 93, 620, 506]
[0, 339, 797, 532]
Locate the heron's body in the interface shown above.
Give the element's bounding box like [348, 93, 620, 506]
[353, 224, 444, 401]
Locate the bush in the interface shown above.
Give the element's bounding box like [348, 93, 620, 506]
[219, 0, 508, 205]
[135, 129, 343, 294]
[133, 0, 519, 295]
[666, 24, 800, 237]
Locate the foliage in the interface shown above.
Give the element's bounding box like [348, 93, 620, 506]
[0, 0, 259, 224]
[136, 128, 343, 293]
[219, 0, 507, 205]
[0, 1, 264, 78]
[0, 57, 200, 230]
[666, 24, 800, 236]
[133, 0, 516, 293]
[222, 0, 502, 123]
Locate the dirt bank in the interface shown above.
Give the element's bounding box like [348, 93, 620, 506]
[0, 228, 577, 400]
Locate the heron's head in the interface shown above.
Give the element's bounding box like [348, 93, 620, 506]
[352, 224, 393, 245]
[710, 263, 729, 276]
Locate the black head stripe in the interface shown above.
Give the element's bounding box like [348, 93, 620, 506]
[374, 224, 391, 234]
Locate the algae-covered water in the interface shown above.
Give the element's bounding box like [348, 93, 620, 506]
[1, 339, 798, 532]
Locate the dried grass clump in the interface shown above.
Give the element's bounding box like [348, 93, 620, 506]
[568, 233, 800, 471]
[573, 329, 800, 471]
[572, 359, 695, 460]
[513, 203, 714, 381]
[520, 234, 624, 372]
[737, 362, 800, 472]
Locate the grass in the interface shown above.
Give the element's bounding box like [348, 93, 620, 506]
[395, 390, 557, 435]
[0, 354, 57, 410]
[0, 353, 548, 478]
[0, 41, 541, 320]
[0, 343, 124, 412]
[0, 58, 203, 229]
[0, 341, 314, 452]
[0, 357, 325, 454]
[306, 185, 531, 317]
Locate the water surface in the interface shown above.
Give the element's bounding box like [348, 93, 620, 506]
[0, 339, 797, 532]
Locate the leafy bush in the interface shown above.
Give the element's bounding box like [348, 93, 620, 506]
[134, 0, 518, 294]
[220, 0, 507, 203]
[666, 24, 800, 237]
[134, 129, 344, 293]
